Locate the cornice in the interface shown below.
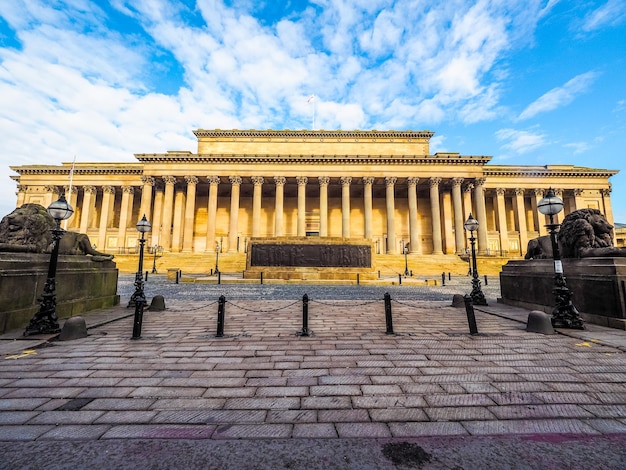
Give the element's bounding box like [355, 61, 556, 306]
[10, 165, 144, 176]
[192, 129, 436, 140]
[134, 153, 491, 165]
[484, 166, 619, 178]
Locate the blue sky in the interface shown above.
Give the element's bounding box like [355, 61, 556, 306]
[1, 0, 625, 222]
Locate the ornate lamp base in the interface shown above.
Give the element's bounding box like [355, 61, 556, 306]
[24, 279, 61, 336]
[551, 285, 585, 330]
[470, 278, 488, 306]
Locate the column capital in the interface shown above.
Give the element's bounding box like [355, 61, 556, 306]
[318, 176, 330, 186]
[495, 187, 506, 196]
[185, 175, 199, 185]
[463, 183, 474, 193]
[573, 188, 584, 196]
[251, 176, 264, 185]
[17, 184, 27, 192]
[163, 176, 176, 185]
[274, 176, 286, 186]
[429, 177, 442, 187]
[601, 187, 612, 196]
[474, 178, 486, 187]
[83, 185, 97, 194]
[514, 188, 525, 196]
[533, 188, 544, 197]
[103, 185, 115, 194]
[121, 185, 135, 194]
[45, 185, 60, 194]
[64, 185, 78, 194]
[141, 176, 156, 185]
[407, 177, 420, 187]
[207, 176, 220, 185]
[554, 188, 563, 197]
[229, 176, 242, 186]
[296, 176, 308, 186]
[452, 177, 463, 187]
[340, 176, 352, 186]
[385, 176, 397, 187]
[362, 177, 375, 185]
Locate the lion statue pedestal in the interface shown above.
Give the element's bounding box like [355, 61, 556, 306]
[501, 209, 626, 329]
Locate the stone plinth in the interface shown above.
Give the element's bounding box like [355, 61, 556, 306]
[0, 253, 119, 334]
[499, 258, 626, 329]
[245, 237, 375, 280]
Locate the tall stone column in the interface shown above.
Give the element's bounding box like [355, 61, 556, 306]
[341, 176, 352, 238]
[98, 186, 115, 251]
[554, 188, 564, 225]
[117, 186, 135, 250]
[601, 187, 615, 242]
[16, 185, 26, 206]
[274, 176, 286, 237]
[228, 176, 242, 252]
[532, 188, 547, 236]
[139, 176, 155, 222]
[474, 178, 488, 255]
[407, 177, 420, 254]
[451, 178, 465, 254]
[161, 176, 176, 251]
[251, 177, 264, 238]
[385, 176, 397, 254]
[205, 176, 220, 251]
[363, 177, 374, 240]
[63, 186, 79, 229]
[318, 177, 329, 237]
[513, 188, 528, 256]
[572, 188, 584, 211]
[495, 188, 509, 254]
[79, 185, 96, 234]
[171, 186, 186, 252]
[441, 189, 454, 254]
[297, 176, 308, 236]
[463, 183, 474, 249]
[429, 177, 443, 255]
[182, 176, 198, 252]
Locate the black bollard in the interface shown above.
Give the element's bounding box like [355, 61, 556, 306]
[260, 272, 263, 284]
[210, 268, 213, 276]
[216, 295, 225, 337]
[448, 272, 451, 281]
[357, 273, 360, 285]
[384, 292, 394, 334]
[442, 272, 446, 286]
[463, 295, 479, 335]
[484, 275, 488, 286]
[398, 274, 402, 285]
[218, 272, 221, 285]
[298, 294, 310, 336]
[378, 270, 381, 279]
[175, 270, 179, 284]
[410, 270, 413, 277]
[145, 271, 148, 281]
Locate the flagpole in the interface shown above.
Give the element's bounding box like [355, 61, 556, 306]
[64, 156, 76, 229]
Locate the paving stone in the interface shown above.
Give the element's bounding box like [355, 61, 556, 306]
[101, 424, 216, 439]
[223, 397, 300, 410]
[255, 386, 309, 397]
[361, 385, 403, 395]
[425, 394, 496, 407]
[488, 404, 595, 419]
[301, 396, 352, 409]
[0, 398, 50, 411]
[212, 423, 292, 439]
[352, 395, 427, 409]
[93, 411, 158, 424]
[462, 419, 600, 435]
[0, 425, 54, 440]
[425, 407, 497, 421]
[369, 408, 428, 422]
[317, 409, 370, 422]
[389, 421, 468, 437]
[318, 375, 371, 385]
[309, 385, 362, 396]
[27, 410, 105, 425]
[292, 423, 338, 438]
[266, 410, 317, 423]
[335, 422, 391, 438]
[582, 405, 626, 418]
[0, 411, 40, 425]
[82, 398, 156, 410]
[130, 387, 207, 398]
[202, 387, 257, 398]
[153, 409, 265, 424]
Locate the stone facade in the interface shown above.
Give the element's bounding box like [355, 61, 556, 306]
[9, 129, 618, 257]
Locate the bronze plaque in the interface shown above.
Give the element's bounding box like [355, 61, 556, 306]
[250, 244, 371, 268]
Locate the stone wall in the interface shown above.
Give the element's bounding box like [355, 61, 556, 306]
[0, 253, 119, 334]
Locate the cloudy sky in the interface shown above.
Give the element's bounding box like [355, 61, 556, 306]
[1, 0, 625, 222]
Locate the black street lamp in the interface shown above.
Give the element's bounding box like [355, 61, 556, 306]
[537, 188, 584, 329]
[151, 245, 159, 274]
[215, 241, 220, 274]
[24, 194, 74, 336]
[463, 213, 487, 306]
[130, 214, 152, 339]
[403, 245, 409, 277]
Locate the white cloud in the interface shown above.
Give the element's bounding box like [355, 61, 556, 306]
[563, 142, 591, 154]
[518, 71, 599, 120]
[581, 0, 626, 32]
[496, 128, 547, 154]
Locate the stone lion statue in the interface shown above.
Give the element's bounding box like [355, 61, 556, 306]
[525, 208, 626, 259]
[0, 203, 114, 260]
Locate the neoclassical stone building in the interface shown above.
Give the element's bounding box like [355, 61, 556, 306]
[9, 129, 618, 257]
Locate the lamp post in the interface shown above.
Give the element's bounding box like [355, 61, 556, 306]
[24, 194, 74, 336]
[403, 245, 409, 277]
[130, 214, 151, 339]
[463, 213, 487, 306]
[151, 245, 159, 274]
[215, 241, 220, 274]
[537, 188, 584, 329]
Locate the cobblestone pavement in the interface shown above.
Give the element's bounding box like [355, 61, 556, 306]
[2, 275, 626, 469]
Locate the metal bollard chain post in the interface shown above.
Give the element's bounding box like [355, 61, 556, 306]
[297, 294, 310, 336]
[463, 295, 479, 335]
[384, 292, 394, 334]
[216, 295, 225, 337]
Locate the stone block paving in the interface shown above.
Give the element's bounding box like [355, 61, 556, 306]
[2, 293, 626, 444]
